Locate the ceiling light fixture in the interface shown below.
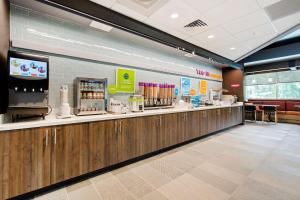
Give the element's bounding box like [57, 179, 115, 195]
[230, 47, 236, 50]
[89, 20, 113, 32]
[207, 35, 214, 39]
[170, 13, 179, 19]
[192, 50, 195, 55]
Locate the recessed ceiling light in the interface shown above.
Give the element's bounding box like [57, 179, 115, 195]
[207, 35, 214, 39]
[230, 47, 236, 50]
[170, 13, 179, 19]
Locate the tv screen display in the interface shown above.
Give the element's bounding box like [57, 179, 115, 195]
[9, 57, 48, 80]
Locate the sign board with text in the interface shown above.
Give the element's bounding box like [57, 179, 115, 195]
[200, 80, 207, 95]
[116, 68, 136, 93]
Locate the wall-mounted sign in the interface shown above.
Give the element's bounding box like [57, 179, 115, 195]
[175, 88, 179, 96]
[190, 89, 196, 96]
[196, 69, 222, 81]
[181, 77, 191, 95]
[108, 84, 117, 94]
[116, 68, 136, 93]
[231, 84, 240, 88]
[200, 80, 207, 95]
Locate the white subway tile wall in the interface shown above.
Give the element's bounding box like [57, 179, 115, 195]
[10, 4, 222, 109]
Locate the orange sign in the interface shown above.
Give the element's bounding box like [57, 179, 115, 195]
[190, 89, 196, 96]
[200, 80, 207, 95]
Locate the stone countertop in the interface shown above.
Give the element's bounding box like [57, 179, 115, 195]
[0, 103, 243, 131]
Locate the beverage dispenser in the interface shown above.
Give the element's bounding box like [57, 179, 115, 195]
[7, 51, 49, 121]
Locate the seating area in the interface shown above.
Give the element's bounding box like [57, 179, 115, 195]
[245, 99, 300, 124]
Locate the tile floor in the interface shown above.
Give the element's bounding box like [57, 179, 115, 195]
[34, 123, 300, 200]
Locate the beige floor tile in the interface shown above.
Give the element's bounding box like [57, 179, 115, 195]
[149, 159, 185, 179]
[130, 164, 172, 188]
[116, 171, 155, 198]
[67, 180, 101, 200]
[188, 167, 238, 194]
[93, 176, 135, 200]
[230, 178, 299, 200]
[181, 148, 207, 166]
[250, 163, 300, 197]
[191, 140, 233, 157]
[197, 162, 247, 185]
[141, 190, 169, 200]
[208, 154, 254, 176]
[162, 152, 196, 172]
[159, 174, 229, 200]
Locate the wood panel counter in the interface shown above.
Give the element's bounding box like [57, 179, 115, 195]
[0, 104, 243, 199]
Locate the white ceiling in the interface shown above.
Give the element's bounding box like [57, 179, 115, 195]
[90, 0, 300, 61]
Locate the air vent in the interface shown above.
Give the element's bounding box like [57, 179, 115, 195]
[184, 19, 207, 28]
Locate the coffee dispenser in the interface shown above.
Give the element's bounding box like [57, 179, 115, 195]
[7, 51, 49, 121]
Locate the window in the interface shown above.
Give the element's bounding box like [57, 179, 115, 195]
[245, 70, 300, 99]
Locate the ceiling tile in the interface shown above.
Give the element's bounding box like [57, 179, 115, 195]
[189, 27, 236, 46]
[89, 0, 116, 8]
[112, 2, 147, 21]
[233, 23, 276, 42]
[115, 0, 169, 17]
[222, 10, 271, 35]
[184, 0, 226, 14]
[256, 0, 282, 8]
[214, 44, 251, 60]
[241, 33, 277, 49]
[147, 0, 200, 28]
[199, 0, 261, 26]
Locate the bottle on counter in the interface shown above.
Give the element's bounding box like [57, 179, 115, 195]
[139, 82, 145, 96]
[171, 84, 175, 102]
[144, 83, 149, 106]
[149, 83, 154, 106]
[153, 83, 158, 105]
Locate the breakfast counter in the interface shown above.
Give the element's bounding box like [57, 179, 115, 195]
[0, 103, 243, 131]
[0, 102, 244, 200]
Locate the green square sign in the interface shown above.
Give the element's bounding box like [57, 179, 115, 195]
[116, 68, 136, 93]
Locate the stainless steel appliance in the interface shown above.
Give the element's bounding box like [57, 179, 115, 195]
[74, 77, 107, 116]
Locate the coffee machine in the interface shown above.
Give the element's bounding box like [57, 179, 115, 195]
[7, 51, 49, 121]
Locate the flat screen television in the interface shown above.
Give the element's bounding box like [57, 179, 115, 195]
[9, 57, 48, 80]
[8, 51, 49, 92]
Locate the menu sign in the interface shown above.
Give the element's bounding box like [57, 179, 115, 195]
[200, 80, 207, 95]
[181, 77, 191, 95]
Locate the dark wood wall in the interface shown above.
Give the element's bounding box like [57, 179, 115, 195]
[0, 0, 9, 113]
[222, 68, 244, 101]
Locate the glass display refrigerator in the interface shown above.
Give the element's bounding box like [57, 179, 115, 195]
[74, 77, 107, 116]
